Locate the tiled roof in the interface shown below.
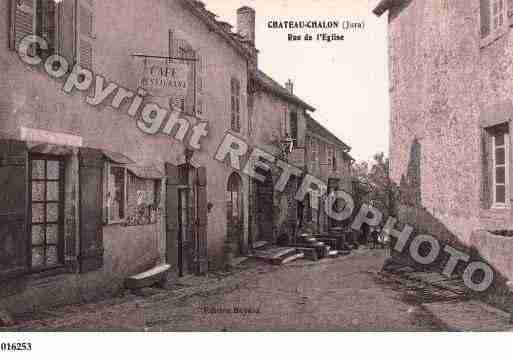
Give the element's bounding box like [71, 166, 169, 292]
[305, 113, 351, 152]
[252, 70, 316, 111]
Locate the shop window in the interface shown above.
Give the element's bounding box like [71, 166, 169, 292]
[125, 172, 161, 226]
[105, 162, 162, 225]
[107, 164, 127, 223]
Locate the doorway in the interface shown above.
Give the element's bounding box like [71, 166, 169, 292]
[255, 174, 274, 242]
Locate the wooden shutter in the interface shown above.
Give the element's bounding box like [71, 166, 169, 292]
[78, 148, 104, 273]
[481, 0, 491, 39]
[196, 52, 205, 117]
[195, 167, 208, 274]
[481, 129, 492, 209]
[78, 0, 94, 69]
[10, 0, 37, 51]
[165, 163, 180, 270]
[0, 140, 29, 280]
[60, 0, 76, 63]
[185, 49, 196, 115]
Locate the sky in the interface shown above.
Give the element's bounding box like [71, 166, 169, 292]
[205, 0, 390, 164]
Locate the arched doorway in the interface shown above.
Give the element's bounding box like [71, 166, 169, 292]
[226, 173, 243, 256]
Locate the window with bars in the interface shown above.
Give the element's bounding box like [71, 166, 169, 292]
[30, 156, 64, 271]
[231, 77, 241, 132]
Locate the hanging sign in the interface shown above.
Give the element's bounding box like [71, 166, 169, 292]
[137, 57, 189, 97]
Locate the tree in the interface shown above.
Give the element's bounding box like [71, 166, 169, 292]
[352, 152, 399, 221]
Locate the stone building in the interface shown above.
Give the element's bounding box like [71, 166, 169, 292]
[373, 0, 513, 280]
[0, 0, 258, 314]
[0, 0, 354, 315]
[248, 70, 354, 243]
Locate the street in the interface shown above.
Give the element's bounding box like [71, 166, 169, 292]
[11, 250, 512, 331]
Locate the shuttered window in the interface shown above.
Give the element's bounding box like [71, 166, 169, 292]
[11, 0, 58, 55]
[231, 77, 241, 132]
[10, 0, 94, 68]
[481, 0, 509, 46]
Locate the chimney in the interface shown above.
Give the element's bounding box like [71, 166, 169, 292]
[237, 6, 256, 45]
[285, 79, 294, 94]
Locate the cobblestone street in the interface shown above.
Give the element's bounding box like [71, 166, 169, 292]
[9, 250, 513, 331]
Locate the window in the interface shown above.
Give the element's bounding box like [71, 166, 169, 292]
[35, 0, 58, 55]
[107, 164, 127, 223]
[104, 159, 163, 225]
[310, 138, 318, 162]
[333, 151, 338, 171]
[30, 156, 65, 271]
[197, 77, 203, 94]
[231, 77, 241, 132]
[290, 111, 298, 147]
[492, 129, 509, 207]
[197, 98, 203, 116]
[327, 146, 334, 167]
[481, 0, 508, 45]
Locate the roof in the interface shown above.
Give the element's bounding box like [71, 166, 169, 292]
[305, 113, 351, 152]
[180, 0, 257, 59]
[372, 0, 404, 16]
[252, 70, 316, 112]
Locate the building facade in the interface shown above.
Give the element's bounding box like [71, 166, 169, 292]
[248, 71, 354, 243]
[374, 0, 513, 280]
[0, 0, 354, 315]
[0, 0, 258, 314]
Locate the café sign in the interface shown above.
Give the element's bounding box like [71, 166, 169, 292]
[137, 57, 189, 97]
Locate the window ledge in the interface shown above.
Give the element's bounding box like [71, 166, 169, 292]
[479, 207, 511, 220]
[105, 220, 127, 226]
[28, 265, 76, 282]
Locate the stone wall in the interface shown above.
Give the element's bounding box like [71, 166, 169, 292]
[471, 230, 513, 283]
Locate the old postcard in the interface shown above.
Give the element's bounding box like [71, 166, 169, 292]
[0, 0, 512, 351]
